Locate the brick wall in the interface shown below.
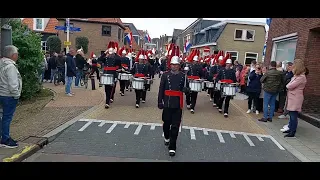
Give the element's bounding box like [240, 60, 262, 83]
[57, 20, 124, 56]
[265, 18, 320, 114]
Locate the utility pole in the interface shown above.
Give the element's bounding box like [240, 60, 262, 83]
[66, 18, 70, 53]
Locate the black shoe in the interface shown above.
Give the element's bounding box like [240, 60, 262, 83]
[121, 93, 124, 96]
[169, 150, 176, 156]
[164, 139, 170, 146]
[105, 104, 110, 109]
[284, 133, 295, 138]
[0, 138, 18, 148]
[283, 130, 290, 133]
[258, 118, 268, 122]
[267, 118, 272, 122]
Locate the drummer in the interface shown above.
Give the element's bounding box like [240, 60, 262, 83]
[185, 51, 204, 114]
[213, 53, 223, 107]
[131, 51, 149, 108]
[145, 53, 152, 92]
[206, 55, 218, 102]
[97, 41, 122, 109]
[216, 58, 237, 117]
[118, 47, 130, 96]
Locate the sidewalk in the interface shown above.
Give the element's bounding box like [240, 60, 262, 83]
[1, 80, 104, 162]
[232, 98, 320, 162]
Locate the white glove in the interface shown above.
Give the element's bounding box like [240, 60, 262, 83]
[114, 78, 118, 82]
[160, 71, 164, 74]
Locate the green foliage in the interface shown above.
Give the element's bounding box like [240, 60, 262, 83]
[46, 35, 61, 54]
[9, 19, 43, 100]
[75, 36, 89, 54]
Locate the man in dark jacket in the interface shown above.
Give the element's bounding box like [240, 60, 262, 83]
[65, 49, 77, 96]
[56, 53, 66, 85]
[246, 65, 263, 114]
[49, 52, 58, 83]
[259, 61, 284, 122]
[75, 51, 86, 87]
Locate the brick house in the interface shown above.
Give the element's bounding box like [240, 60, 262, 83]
[22, 18, 59, 53]
[264, 18, 320, 114]
[191, 20, 266, 65]
[56, 18, 125, 56]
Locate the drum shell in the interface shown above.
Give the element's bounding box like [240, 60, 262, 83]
[205, 81, 214, 88]
[215, 82, 221, 91]
[119, 73, 131, 81]
[222, 84, 236, 96]
[189, 80, 202, 92]
[132, 78, 145, 90]
[145, 79, 153, 85]
[101, 74, 114, 85]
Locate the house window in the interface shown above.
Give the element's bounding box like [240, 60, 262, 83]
[225, 51, 239, 62]
[35, 18, 43, 30]
[244, 52, 258, 65]
[133, 35, 139, 45]
[64, 22, 74, 34]
[118, 28, 121, 41]
[41, 41, 48, 52]
[102, 25, 111, 36]
[271, 37, 297, 63]
[234, 29, 255, 41]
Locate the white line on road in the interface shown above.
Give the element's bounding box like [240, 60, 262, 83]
[243, 134, 255, 146]
[190, 128, 196, 140]
[134, 124, 143, 135]
[150, 125, 156, 130]
[257, 136, 264, 141]
[230, 133, 236, 138]
[203, 129, 209, 135]
[124, 122, 131, 128]
[98, 121, 106, 127]
[269, 136, 285, 150]
[216, 132, 225, 143]
[78, 120, 93, 132]
[106, 123, 117, 133]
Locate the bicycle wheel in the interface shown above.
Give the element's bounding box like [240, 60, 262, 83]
[84, 75, 89, 89]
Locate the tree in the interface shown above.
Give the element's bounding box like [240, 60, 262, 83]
[46, 35, 61, 54]
[75, 36, 89, 54]
[9, 19, 43, 100]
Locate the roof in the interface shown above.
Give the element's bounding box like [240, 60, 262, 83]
[200, 20, 266, 33]
[192, 24, 226, 47]
[172, 29, 183, 37]
[181, 18, 202, 34]
[57, 18, 125, 29]
[22, 18, 58, 34]
[201, 20, 220, 29]
[122, 23, 139, 36]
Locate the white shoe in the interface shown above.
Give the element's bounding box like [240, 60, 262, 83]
[278, 115, 289, 119]
[110, 99, 114, 103]
[280, 126, 289, 132]
[169, 150, 176, 156]
[207, 94, 210, 96]
[135, 104, 139, 108]
[141, 100, 146, 103]
[66, 93, 73, 96]
[213, 103, 216, 107]
[246, 110, 251, 114]
[210, 98, 213, 102]
[255, 110, 259, 115]
[224, 113, 228, 117]
[187, 105, 191, 109]
[190, 109, 195, 114]
[105, 104, 110, 108]
[283, 124, 289, 129]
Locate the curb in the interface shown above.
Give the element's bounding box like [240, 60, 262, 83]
[2, 144, 41, 162]
[46, 87, 58, 101]
[299, 113, 320, 129]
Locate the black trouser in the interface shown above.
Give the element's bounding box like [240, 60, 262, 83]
[119, 80, 128, 93]
[278, 91, 286, 110]
[208, 88, 214, 98]
[150, 69, 155, 79]
[162, 107, 182, 151]
[57, 67, 65, 84]
[186, 91, 198, 110]
[135, 90, 143, 104]
[111, 81, 117, 100]
[218, 96, 232, 113]
[141, 84, 150, 101]
[125, 80, 130, 89]
[247, 92, 260, 110]
[90, 67, 100, 81]
[213, 90, 221, 105]
[257, 98, 263, 112]
[105, 84, 116, 105]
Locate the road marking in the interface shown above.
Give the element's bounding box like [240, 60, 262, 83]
[106, 123, 117, 134]
[203, 129, 209, 135]
[230, 133, 236, 138]
[269, 136, 285, 150]
[190, 128, 196, 140]
[216, 132, 225, 143]
[150, 125, 156, 130]
[257, 136, 264, 141]
[78, 120, 93, 131]
[124, 122, 131, 128]
[134, 124, 143, 135]
[162, 132, 164, 137]
[98, 121, 106, 127]
[243, 134, 255, 146]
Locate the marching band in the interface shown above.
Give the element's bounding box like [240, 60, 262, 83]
[90, 41, 240, 156]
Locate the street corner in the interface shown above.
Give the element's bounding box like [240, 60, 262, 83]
[0, 143, 40, 162]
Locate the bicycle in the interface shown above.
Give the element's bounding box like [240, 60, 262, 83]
[82, 67, 91, 89]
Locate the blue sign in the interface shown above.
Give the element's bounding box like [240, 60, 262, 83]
[266, 18, 272, 27]
[55, 26, 81, 32]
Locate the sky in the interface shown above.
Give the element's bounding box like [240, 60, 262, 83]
[121, 18, 267, 39]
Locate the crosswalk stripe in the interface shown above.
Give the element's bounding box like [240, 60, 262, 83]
[150, 125, 156, 130]
[203, 129, 209, 135]
[190, 128, 196, 140]
[243, 134, 255, 146]
[78, 120, 93, 131]
[134, 124, 143, 135]
[230, 133, 236, 138]
[124, 122, 131, 128]
[216, 132, 225, 143]
[106, 123, 117, 133]
[257, 136, 264, 141]
[98, 121, 106, 127]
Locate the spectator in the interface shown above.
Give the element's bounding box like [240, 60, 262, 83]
[234, 60, 243, 72]
[44, 53, 51, 82]
[239, 66, 248, 93]
[278, 62, 294, 119]
[0, 45, 21, 148]
[258, 61, 284, 122]
[65, 49, 77, 96]
[246, 64, 263, 115]
[74, 50, 86, 87]
[283, 59, 307, 137]
[49, 52, 58, 83]
[257, 66, 268, 112]
[40, 54, 48, 83]
[56, 52, 66, 85]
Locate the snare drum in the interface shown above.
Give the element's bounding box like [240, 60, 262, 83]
[120, 73, 131, 81]
[132, 78, 145, 90]
[100, 74, 114, 85]
[222, 84, 237, 96]
[215, 82, 221, 91]
[189, 79, 202, 92]
[205, 81, 214, 88]
[145, 79, 152, 85]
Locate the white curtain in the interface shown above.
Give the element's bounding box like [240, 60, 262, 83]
[274, 39, 297, 63]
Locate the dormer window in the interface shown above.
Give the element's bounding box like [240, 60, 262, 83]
[34, 18, 44, 31]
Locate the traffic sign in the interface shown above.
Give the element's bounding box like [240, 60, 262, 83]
[70, 27, 81, 32]
[64, 41, 71, 46]
[55, 26, 81, 32]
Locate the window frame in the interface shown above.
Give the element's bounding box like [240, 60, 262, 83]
[225, 51, 239, 61]
[244, 52, 259, 65]
[34, 18, 44, 31]
[102, 25, 112, 36]
[234, 29, 255, 42]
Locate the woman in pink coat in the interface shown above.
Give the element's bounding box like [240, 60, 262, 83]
[284, 59, 307, 138]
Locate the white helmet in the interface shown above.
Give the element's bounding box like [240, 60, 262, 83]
[122, 50, 126, 54]
[144, 55, 147, 59]
[138, 54, 144, 59]
[193, 56, 199, 61]
[170, 56, 180, 65]
[226, 58, 232, 64]
[165, 52, 168, 56]
[92, 54, 96, 58]
[127, 53, 132, 58]
[218, 56, 223, 60]
[108, 48, 114, 54]
[148, 53, 151, 57]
